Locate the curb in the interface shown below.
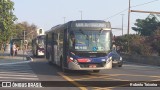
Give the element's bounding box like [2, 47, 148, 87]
[26, 56, 33, 62]
[26, 50, 33, 62]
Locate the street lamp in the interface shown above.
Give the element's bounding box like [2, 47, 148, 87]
[79, 10, 83, 20]
[23, 30, 26, 60]
[121, 14, 124, 36]
[127, 0, 131, 35]
[127, 0, 131, 53]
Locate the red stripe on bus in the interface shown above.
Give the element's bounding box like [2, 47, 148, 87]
[77, 58, 91, 62]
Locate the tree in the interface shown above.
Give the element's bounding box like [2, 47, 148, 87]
[0, 0, 17, 49]
[151, 27, 160, 56]
[132, 16, 159, 36]
[13, 22, 38, 44]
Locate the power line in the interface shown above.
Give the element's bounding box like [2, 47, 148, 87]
[131, 0, 159, 8]
[103, 8, 127, 20]
[104, 0, 159, 20]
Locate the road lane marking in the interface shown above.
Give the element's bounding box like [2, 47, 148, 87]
[93, 87, 112, 90]
[73, 73, 160, 83]
[0, 76, 39, 80]
[0, 60, 31, 66]
[104, 77, 130, 81]
[0, 73, 37, 77]
[0, 61, 39, 81]
[90, 73, 160, 79]
[58, 72, 87, 90]
[74, 75, 111, 80]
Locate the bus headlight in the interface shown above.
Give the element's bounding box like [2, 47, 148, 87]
[67, 57, 73, 63]
[106, 56, 112, 63]
[109, 57, 112, 60]
[120, 57, 122, 61]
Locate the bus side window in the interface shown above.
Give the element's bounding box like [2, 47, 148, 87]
[69, 32, 75, 48]
[53, 33, 58, 45]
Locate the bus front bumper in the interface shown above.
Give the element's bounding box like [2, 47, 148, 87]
[68, 60, 112, 70]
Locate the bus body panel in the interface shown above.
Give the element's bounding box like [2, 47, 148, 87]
[45, 20, 113, 71]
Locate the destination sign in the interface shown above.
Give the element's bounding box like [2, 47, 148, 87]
[75, 23, 108, 28]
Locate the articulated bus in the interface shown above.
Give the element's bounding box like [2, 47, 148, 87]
[45, 20, 113, 73]
[32, 35, 45, 57]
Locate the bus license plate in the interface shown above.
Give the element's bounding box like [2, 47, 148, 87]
[89, 64, 96, 68]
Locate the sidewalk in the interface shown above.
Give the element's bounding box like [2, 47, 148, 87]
[0, 50, 31, 64]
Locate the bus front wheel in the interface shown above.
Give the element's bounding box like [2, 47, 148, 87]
[60, 57, 68, 73]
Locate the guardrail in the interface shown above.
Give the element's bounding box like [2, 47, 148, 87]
[121, 54, 160, 66]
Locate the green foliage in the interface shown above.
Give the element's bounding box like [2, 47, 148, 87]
[114, 35, 128, 53]
[132, 16, 159, 36]
[151, 28, 160, 55]
[13, 22, 38, 44]
[115, 14, 160, 56]
[129, 35, 152, 56]
[0, 0, 17, 46]
[115, 34, 153, 56]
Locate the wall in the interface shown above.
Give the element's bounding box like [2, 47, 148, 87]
[121, 54, 160, 66]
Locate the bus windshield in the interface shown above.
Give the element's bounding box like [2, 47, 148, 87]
[69, 30, 111, 52]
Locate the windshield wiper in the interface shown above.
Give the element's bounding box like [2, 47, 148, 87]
[99, 29, 103, 35]
[96, 29, 103, 42]
[79, 29, 89, 40]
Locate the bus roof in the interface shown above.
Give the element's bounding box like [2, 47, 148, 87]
[46, 20, 111, 33]
[71, 20, 108, 23]
[70, 20, 111, 28]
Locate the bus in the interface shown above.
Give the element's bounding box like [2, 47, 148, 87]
[32, 35, 45, 57]
[45, 20, 113, 73]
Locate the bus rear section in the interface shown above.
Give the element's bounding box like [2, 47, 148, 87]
[32, 35, 45, 57]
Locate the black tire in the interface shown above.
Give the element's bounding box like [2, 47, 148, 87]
[93, 70, 100, 73]
[35, 50, 38, 57]
[118, 64, 122, 67]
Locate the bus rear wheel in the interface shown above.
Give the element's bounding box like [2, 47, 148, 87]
[93, 70, 100, 73]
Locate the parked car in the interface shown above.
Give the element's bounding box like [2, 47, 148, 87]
[111, 50, 123, 67]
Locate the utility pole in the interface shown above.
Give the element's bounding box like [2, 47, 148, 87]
[63, 17, 66, 23]
[79, 10, 83, 20]
[127, 0, 131, 35]
[121, 14, 124, 36]
[23, 30, 25, 60]
[127, 0, 131, 53]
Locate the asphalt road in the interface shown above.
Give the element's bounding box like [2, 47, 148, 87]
[30, 57, 160, 90]
[0, 56, 160, 90]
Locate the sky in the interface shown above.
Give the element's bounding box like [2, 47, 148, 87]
[12, 0, 160, 36]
